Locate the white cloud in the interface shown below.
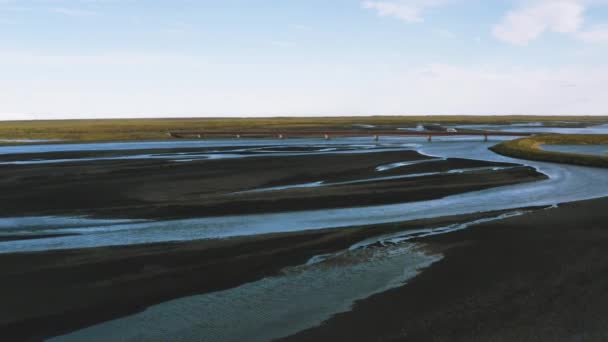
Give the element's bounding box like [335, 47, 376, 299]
[493, 0, 608, 45]
[493, 0, 585, 45]
[361, 0, 446, 23]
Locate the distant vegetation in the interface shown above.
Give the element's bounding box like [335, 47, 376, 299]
[491, 134, 608, 168]
[1, 116, 608, 144]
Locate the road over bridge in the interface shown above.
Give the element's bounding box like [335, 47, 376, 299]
[168, 130, 533, 142]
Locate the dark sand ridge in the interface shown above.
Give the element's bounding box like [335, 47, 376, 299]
[0, 209, 539, 341]
[0, 150, 544, 220]
[284, 196, 608, 342]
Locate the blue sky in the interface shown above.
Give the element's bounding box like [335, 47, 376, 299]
[2, 0, 608, 119]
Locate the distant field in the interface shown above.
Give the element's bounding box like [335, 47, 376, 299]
[491, 134, 608, 168]
[1, 116, 608, 144]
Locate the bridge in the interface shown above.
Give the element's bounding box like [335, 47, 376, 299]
[168, 130, 533, 142]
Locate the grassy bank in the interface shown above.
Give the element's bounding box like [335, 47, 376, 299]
[490, 134, 608, 168]
[1, 116, 608, 144]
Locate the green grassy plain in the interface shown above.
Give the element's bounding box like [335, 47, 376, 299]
[491, 134, 608, 168]
[1, 116, 608, 144]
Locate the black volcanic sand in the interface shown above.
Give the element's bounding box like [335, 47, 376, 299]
[0, 149, 545, 219]
[283, 197, 608, 342]
[0, 233, 77, 242]
[0, 210, 527, 341]
[5, 198, 608, 341]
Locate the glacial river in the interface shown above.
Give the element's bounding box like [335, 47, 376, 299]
[2, 128, 608, 342]
[2, 135, 608, 254]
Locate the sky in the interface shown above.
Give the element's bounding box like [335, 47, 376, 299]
[2, 0, 608, 120]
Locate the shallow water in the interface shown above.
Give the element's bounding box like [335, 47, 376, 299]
[541, 144, 608, 156]
[0, 216, 143, 235]
[50, 242, 439, 342]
